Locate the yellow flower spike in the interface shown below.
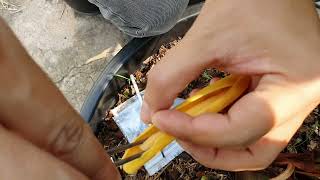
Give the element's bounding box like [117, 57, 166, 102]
[122, 125, 159, 159]
[176, 75, 238, 112]
[122, 75, 250, 174]
[184, 76, 250, 116]
[123, 132, 175, 174]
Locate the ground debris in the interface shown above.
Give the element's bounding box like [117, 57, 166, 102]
[0, 0, 23, 13]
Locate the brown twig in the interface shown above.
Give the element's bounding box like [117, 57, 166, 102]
[114, 152, 144, 167]
[107, 140, 145, 155]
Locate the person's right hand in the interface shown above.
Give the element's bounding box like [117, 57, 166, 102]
[141, 0, 320, 171]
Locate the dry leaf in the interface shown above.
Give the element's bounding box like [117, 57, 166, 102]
[86, 44, 122, 64]
[275, 152, 320, 177]
[271, 164, 295, 180]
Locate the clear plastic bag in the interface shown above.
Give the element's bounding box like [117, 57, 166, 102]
[111, 92, 185, 175]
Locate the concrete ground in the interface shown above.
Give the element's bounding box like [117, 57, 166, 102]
[2, 0, 319, 112]
[0, 0, 129, 111]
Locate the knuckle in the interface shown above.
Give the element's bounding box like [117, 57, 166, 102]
[147, 68, 168, 88]
[177, 134, 192, 142]
[49, 118, 85, 156]
[231, 130, 262, 148]
[145, 68, 174, 106]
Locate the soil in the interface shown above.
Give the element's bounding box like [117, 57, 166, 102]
[95, 40, 320, 179]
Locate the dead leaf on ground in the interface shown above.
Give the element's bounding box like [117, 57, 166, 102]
[86, 44, 122, 64]
[274, 152, 320, 178]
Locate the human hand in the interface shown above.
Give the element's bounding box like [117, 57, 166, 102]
[141, 0, 320, 171]
[0, 19, 119, 179]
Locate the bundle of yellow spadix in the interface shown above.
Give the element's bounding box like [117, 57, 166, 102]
[122, 75, 250, 174]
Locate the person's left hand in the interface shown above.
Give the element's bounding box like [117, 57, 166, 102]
[0, 18, 120, 180]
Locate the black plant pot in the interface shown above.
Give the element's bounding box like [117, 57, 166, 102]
[64, 0, 100, 14]
[80, 3, 203, 134]
[189, 0, 205, 5]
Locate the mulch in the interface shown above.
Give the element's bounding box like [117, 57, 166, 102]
[95, 40, 320, 179]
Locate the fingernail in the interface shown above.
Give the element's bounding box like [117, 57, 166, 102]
[140, 101, 151, 123]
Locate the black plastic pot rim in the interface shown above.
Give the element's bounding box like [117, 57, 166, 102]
[80, 3, 203, 125]
[80, 37, 154, 122]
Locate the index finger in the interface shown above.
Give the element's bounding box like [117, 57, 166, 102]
[178, 102, 310, 171]
[152, 74, 316, 147]
[141, 37, 215, 123]
[152, 90, 274, 147]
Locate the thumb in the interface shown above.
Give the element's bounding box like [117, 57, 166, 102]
[141, 38, 214, 123]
